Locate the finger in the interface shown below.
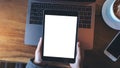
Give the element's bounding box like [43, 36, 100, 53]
[76, 42, 81, 61]
[77, 42, 80, 55]
[36, 37, 42, 52]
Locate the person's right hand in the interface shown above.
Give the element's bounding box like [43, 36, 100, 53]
[70, 42, 81, 68]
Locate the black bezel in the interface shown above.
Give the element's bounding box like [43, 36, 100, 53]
[42, 10, 78, 63]
[43, 0, 96, 2]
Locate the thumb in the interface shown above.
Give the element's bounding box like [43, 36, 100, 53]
[36, 37, 42, 52]
[76, 42, 81, 61]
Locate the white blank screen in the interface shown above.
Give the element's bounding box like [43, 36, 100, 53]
[43, 15, 77, 58]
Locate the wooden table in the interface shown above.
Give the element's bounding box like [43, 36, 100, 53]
[0, 0, 36, 63]
[0, 0, 120, 68]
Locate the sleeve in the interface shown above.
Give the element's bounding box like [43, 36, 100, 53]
[26, 58, 45, 68]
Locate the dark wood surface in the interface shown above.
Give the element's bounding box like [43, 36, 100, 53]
[0, 0, 120, 68]
[83, 16, 120, 68]
[83, 0, 120, 68]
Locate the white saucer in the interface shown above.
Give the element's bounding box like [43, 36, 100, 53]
[102, 0, 120, 30]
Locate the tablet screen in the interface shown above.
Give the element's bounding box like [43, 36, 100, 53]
[42, 10, 78, 62]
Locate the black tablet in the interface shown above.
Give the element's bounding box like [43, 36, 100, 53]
[42, 10, 78, 63]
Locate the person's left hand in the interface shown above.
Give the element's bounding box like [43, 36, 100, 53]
[34, 37, 43, 64]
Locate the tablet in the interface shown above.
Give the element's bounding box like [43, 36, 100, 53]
[42, 10, 78, 63]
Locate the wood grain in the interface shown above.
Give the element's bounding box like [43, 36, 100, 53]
[96, 0, 106, 15]
[0, 0, 36, 63]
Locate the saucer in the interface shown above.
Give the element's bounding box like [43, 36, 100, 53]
[102, 0, 120, 30]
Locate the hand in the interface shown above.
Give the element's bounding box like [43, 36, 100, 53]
[70, 42, 81, 68]
[34, 37, 43, 64]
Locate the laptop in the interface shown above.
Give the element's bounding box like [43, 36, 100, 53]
[24, 0, 96, 50]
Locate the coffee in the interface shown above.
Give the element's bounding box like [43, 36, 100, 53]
[113, 0, 120, 20]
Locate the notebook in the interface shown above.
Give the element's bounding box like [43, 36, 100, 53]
[24, 0, 96, 49]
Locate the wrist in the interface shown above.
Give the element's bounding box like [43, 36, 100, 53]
[33, 58, 47, 66]
[34, 60, 42, 65]
[34, 58, 42, 64]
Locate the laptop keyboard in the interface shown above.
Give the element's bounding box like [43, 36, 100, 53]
[30, 3, 92, 28]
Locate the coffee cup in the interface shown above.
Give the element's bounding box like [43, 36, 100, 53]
[110, 0, 120, 22]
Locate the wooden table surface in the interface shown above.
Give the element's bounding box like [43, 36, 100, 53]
[0, 0, 36, 63]
[0, 0, 120, 68]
